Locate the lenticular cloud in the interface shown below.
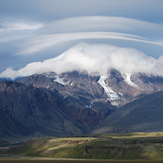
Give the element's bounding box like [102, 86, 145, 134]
[0, 43, 162, 80]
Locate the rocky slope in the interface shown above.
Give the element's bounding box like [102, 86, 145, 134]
[1, 68, 163, 140]
[18, 69, 163, 107]
[0, 81, 87, 139]
[18, 71, 116, 125]
[0, 80, 115, 140]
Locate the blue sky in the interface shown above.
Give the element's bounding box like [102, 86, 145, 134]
[0, 0, 163, 78]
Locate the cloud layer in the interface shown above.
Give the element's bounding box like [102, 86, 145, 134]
[1, 42, 163, 80]
[13, 16, 163, 58]
[0, 1, 163, 74]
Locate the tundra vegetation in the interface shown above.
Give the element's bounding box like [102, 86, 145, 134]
[4, 132, 163, 161]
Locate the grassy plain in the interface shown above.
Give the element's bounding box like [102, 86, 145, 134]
[1, 159, 163, 163]
[3, 132, 163, 161]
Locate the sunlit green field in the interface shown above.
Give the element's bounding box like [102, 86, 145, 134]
[1, 159, 163, 163]
[2, 132, 163, 161]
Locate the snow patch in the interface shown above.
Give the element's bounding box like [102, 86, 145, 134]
[45, 74, 56, 78]
[98, 76, 119, 106]
[91, 93, 96, 98]
[84, 101, 94, 109]
[54, 75, 69, 85]
[148, 80, 153, 86]
[63, 96, 67, 99]
[124, 73, 138, 88]
[70, 82, 74, 86]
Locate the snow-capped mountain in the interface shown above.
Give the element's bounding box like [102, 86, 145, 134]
[1, 42, 163, 80]
[18, 69, 163, 108]
[1, 43, 163, 140]
[1, 66, 163, 140]
[2, 43, 163, 108]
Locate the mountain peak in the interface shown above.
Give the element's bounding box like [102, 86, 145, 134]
[0, 43, 162, 80]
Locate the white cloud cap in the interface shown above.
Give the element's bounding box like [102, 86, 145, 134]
[0, 43, 161, 80]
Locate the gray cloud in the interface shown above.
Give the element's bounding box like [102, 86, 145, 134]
[0, 19, 43, 31]
[17, 32, 163, 55]
[37, 16, 162, 36]
[0, 19, 43, 45]
[14, 16, 163, 56]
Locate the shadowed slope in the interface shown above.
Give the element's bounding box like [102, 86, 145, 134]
[92, 91, 163, 134]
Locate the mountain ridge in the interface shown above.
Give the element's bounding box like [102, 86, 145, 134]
[1, 69, 163, 141]
[0, 81, 84, 139]
[0, 79, 114, 141]
[18, 69, 163, 107]
[92, 91, 163, 134]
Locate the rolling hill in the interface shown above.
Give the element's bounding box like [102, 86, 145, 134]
[8, 132, 163, 160]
